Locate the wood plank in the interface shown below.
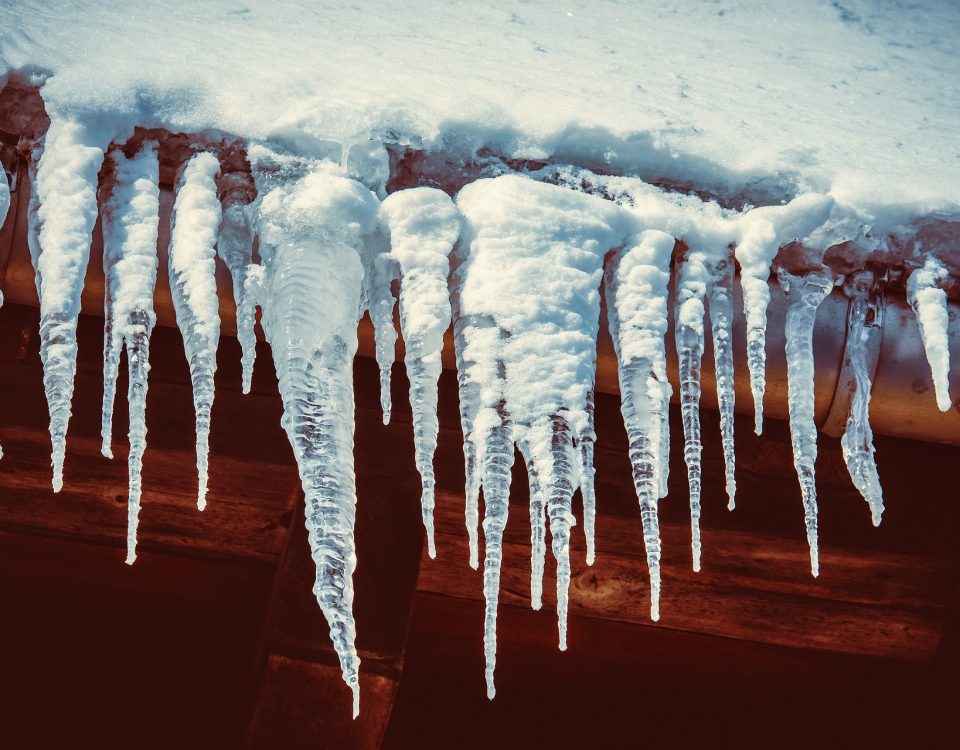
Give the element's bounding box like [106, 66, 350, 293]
[421, 492, 956, 661]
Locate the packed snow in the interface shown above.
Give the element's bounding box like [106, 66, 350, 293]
[1, 0, 958, 717]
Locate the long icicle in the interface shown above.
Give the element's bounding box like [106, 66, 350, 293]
[840, 271, 884, 526]
[99, 143, 161, 564]
[31, 118, 106, 491]
[778, 267, 833, 576]
[257, 168, 380, 718]
[674, 245, 709, 571]
[380, 188, 461, 558]
[604, 230, 675, 620]
[517, 437, 546, 609]
[579, 391, 598, 565]
[707, 251, 737, 509]
[168, 152, 222, 511]
[907, 257, 953, 412]
[217, 170, 259, 393]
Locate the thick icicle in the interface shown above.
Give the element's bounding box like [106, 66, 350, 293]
[257, 168, 380, 718]
[31, 118, 107, 490]
[839, 271, 884, 526]
[455, 174, 631, 694]
[168, 152, 222, 511]
[674, 245, 710, 571]
[217, 171, 259, 393]
[735, 195, 835, 435]
[708, 252, 737, 509]
[99, 143, 161, 564]
[0, 164, 9, 459]
[778, 267, 834, 577]
[380, 188, 461, 558]
[907, 257, 953, 412]
[605, 230, 675, 621]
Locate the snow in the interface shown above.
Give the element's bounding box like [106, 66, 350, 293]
[99, 142, 161, 564]
[167, 151, 222, 512]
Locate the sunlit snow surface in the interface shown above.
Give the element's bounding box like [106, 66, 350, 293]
[1, 0, 959, 716]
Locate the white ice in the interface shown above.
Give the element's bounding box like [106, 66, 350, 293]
[455, 173, 633, 696]
[907, 257, 952, 412]
[839, 271, 884, 526]
[778, 268, 835, 576]
[99, 142, 161, 564]
[604, 229, 675, 621]
[217, 171, 259, 393]
[380, 187, 461, 559]
[257, 167, 381, 718]
[32, 116, 108, 491]
[168, 151, 222, 511]
[708, 252, 737, 509]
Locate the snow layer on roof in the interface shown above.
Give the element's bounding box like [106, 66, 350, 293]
[2, 0, 958, 214]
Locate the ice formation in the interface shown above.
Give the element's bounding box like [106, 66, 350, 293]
[708, 252, 738, 509]
[217, 170, 259, 393]
[778, 268, 835, 576]
[604, 230, 675, 621]
[839, 271, 885, 526]
[31, 117, 108, 491]
[168, 152, 222, 511]
[380, 188, 461, 559]
[455, 174, 632, 697]
[257, 167, 381, 718]
[99, 143, 161, 564]
[907, 257, 953, 412]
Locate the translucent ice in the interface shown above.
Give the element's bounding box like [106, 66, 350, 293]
[380, 188, 461, 558]
[99, 143, 161, 564]
[708, 252, 737, 508]
[778, 267, 834, 576]
[257, 167, 380, 718]
[168, 152, 222, 511]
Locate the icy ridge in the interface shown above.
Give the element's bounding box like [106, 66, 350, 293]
[99, 142, 161, 564]
[168, 151, 222, 511]
[380, 187, 462, 558]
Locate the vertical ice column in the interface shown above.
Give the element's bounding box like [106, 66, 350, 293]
[907, 257, 953, 412]
[380, 188, 461, 558]
[368, 248, 398, 424]
[735, 195, 834, 434]
[455, 174, 630, 695]
[708, 252, 737, 509]
[0, 165, 9, 459]
[99, 143, 161, 564]
[674, 245, 710, 571]
[257, 168, 380, 718]
[778, 267, 834, 576]
[839, 271, 884, 526]
[168, 152, 222, 511]
[31, 118, 107, 490]
[605, 230, 675, 621]
[217, 170, 259, 393]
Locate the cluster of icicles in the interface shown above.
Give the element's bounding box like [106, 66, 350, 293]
[2, 119, 956, 716]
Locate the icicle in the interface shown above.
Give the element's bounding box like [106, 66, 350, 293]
[778, 267, 834, 577]
[99, 143, 161, 565]
[0, 164, 9, 460]
[907, 257, 953, 412]
[839, 271, 884, 526]
[735, 195, 834, 435]
[455, 174, 631, 694]
[217, 171, 259, 393]
[579, 391, 598, 565]
[31, 118, 107, 491]
[257, 168, 380, 718]
[708, 252, 737, 509]
[168, 152, 222, 511]
[674, 245, 710, 571]
[605, 230, 675, 621]
[380, 188, 461, 558]
[517, 437, 546, 609]
[369, 250, 398, 423]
